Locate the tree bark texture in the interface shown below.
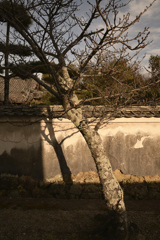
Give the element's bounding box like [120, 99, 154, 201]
[65, 99, 129, 239]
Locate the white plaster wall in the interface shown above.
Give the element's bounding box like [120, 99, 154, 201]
[40, 119, 95, 179]
[0, 116, 160, 179]
[99, 118, 160, 176]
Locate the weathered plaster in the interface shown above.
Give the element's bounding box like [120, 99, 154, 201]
[0, 123, 41, 155]
[40, 119, 95, 179]
[1, 116, 160, 179]
[98, 119, 160, 176]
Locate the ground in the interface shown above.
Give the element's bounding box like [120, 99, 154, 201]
[0, 198, 160, 240]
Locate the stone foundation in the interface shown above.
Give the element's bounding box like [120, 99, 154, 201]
[1, 170, 160, 200]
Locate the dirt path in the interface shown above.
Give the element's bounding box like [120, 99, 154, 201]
[0, 198, 160, 240]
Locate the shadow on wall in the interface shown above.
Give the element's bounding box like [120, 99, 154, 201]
[0, 120, 44, 180]
[0, 108, 78, 182]
[1, 115, 160, 179]
[0, 122, 72, 182]
[0, 109, 95, 182]
[40, 106, 74, 184]
[0, 147, 43, 180]
[40, 107, 96, 182]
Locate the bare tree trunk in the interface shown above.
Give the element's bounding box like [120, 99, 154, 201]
[64, 96, 128, 240]
[78, 121, 128, 239]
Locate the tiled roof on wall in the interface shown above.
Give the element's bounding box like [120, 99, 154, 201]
[0, 105, 160, 118]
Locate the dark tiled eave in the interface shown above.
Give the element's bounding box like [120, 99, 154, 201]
[0, 105, 160, 118]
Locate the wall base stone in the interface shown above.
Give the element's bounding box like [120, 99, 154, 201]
[1, 170, 160, 200]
